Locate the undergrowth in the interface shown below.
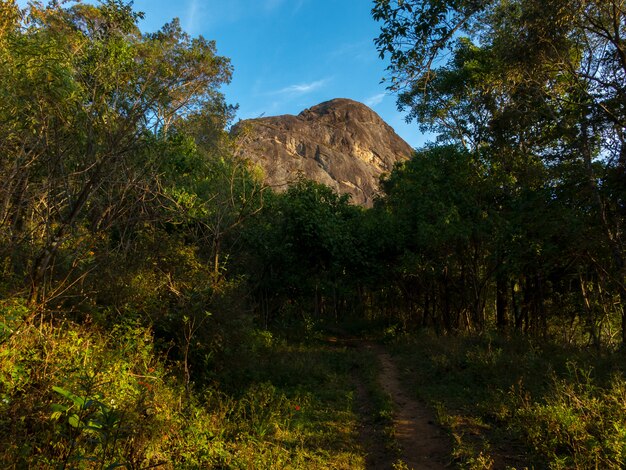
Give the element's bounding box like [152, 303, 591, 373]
[389, 331, 626, 469]
[0, 301, 366, 469]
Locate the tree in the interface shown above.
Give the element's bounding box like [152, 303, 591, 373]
[242, 180, 364, 324]
[378, 146, 496, 331]
[0, 1, 233, 303]
[373, 0, 626, 341]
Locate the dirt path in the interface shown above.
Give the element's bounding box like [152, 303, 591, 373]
[327, 335, 451, 469]
[364, 342, 450, 470]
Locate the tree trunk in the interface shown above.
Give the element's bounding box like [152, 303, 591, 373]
[496, 274, 508, 331]
[213, 236, 221, 284]
[512, 280, 524, 331]
[29, 169, 98, 304]
[581, 118, 626, 344]
[622, 301, 626, 346]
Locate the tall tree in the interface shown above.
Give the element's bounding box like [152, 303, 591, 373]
[242, 180, 363, 324]
[373, 0, 626, 341]
[0, 0, 233, 303]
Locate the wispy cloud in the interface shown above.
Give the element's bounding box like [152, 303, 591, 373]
[330, 41, 376, 63]
[184, 0, 200, 34]
[271, 78, 331, 97]
[364, 93, 386, 107]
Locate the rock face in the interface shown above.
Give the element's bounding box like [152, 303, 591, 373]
[232, 98, 413, 206]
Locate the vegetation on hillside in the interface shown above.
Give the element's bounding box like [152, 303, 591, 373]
[0, 0, 625, 467]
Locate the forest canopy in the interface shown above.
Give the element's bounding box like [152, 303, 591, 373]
[372, 0, 626, 343]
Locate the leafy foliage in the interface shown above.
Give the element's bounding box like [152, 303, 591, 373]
[1, 0, 626, 467]
[371, 0, 626, 343]
[242, 180, 365, 324]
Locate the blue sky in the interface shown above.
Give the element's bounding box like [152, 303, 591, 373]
[17, 0, 427, 148]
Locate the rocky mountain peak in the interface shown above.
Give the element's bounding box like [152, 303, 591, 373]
[232, 98, 413, 206]
[299, 98, 382, 122]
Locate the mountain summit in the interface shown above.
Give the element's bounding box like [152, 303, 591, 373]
[232, 98, 413, 206]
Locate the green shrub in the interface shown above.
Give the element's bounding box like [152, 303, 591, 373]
[516, 363, 626, 469]
[0, 305, 367, 469]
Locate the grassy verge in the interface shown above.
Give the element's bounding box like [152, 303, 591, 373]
[350, 341, 399, 467]
[359, 347, 397, 450]
[0, 306, 367, 469]
[389, 331, 626, 469]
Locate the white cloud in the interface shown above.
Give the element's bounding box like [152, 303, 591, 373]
[272, 78, 330, 96]
[330, 41, 376, 64]
[364, 93, 386, 107]
[184, 0, 200, 34]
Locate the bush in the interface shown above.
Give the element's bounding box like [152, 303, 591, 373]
[0, 315, 179, 468]
[516, 363, 626, 469]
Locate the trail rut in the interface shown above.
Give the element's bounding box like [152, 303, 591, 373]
[366, 343, 450, 469]
[327, 336, 450, 469]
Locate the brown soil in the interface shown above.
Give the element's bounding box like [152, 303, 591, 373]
[367, 342, 450, 469]
[327, 336, 451, 469]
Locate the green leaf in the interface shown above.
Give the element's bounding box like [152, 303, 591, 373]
[51, 403, 68, 413]
[85, 420, 103, 430]
[53, 386, 86, 408]
[68, 414, 81, 428]
[105, 462, 126, 470]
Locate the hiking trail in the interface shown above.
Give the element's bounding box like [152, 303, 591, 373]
[327, 336, 451, 469]
[366, 342, 450, 469]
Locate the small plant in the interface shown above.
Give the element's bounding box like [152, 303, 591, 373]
[51, 384, 124, 469]
[461, 450, 495, 470]
[0, 298, 29, 343]
[230, 382, 291, 440]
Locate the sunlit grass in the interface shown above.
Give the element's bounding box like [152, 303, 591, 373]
[0, 307, 368, 469]
[390, 331, 626, 469]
